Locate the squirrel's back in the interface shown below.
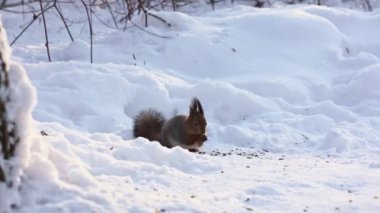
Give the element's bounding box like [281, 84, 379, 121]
[133, 109, 165, 142]
[159, 115, 187, 148]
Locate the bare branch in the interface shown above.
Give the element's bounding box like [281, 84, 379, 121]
[171, 0, 176, 11]
[39, 0, 52, 62]
[10, 4, 55, 46]
[81, 0, 93, 63]
[103, 0, 119, 28]
[130, 20, 171, 39]
[0, 166, 5, 182]
[148, 12, 172, 27]
[136, 0, 148, 27]
[53, 0, 74, 42]
[363, 0, 373, 11]
[0, 0, 37, 10]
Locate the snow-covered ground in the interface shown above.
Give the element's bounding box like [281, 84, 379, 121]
[2, 2, 380, 212]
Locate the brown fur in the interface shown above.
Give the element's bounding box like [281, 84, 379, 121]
[133, 98, 207, 151]
[133, 109, 165, 142]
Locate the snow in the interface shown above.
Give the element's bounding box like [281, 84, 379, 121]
[0, 18, 36, 212]
[2, 2, 380, 212]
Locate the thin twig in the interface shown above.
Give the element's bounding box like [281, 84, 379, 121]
[10, 4, 55, 46]
[0, 0, 74, 12]
[0, 0, 36, 10]
[0, 166, 5, 182]
[39, 0, 52, 62]
[210, 0, 215, 10]
[171, 0, 176, 11]
[265, 0, 272, 7]
[81, 0, 93, 63]
[53, 0, 74, 42]
[1, 7, 40, 14]
[137, 0, 148, 27]
[93, 11, 129, 29]
[364, 0, 373, 11]
[130, 20, 171, 39]
[103, 0, 119, 28]
[126, 0, 133, 21]
[89, 0, 93, 63]
[10, 14, 39, 46]
[148, 12, 172, 27]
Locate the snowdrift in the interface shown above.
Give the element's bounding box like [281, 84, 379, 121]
[2, 4, 380, 212]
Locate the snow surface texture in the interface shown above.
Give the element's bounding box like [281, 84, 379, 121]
[0, 19, 36, 212]
[2, 3, 380, 213]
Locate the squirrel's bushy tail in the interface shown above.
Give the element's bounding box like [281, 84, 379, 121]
[133, 109, 166, 142]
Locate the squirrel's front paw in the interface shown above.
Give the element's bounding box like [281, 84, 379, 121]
[200, 134, 207, 142]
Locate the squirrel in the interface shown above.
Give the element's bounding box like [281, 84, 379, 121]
[133, 97, 207, 152]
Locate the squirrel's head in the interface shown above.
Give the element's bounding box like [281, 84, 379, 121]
[186, 97, 207, 135]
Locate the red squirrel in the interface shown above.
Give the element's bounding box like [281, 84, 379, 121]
[133, 98, 207, 152]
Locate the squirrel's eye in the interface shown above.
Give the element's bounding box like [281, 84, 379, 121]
[194, 122, 198, 126]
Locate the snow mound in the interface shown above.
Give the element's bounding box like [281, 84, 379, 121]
[15, 5, 380, 155]
[56, 40, 90, 61]
[333, 64, 380, 109]
[2, 4, 380, 212]
[319, 128, 362, 153]
[112, 138, 221, 174]
[22, 122, 220, 211]
[0, 19, 36, 212]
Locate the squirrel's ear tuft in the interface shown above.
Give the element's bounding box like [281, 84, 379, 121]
[190, 97, 204, 115]
[196, 98, 204, 115]
[190, 97, 198, 114]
